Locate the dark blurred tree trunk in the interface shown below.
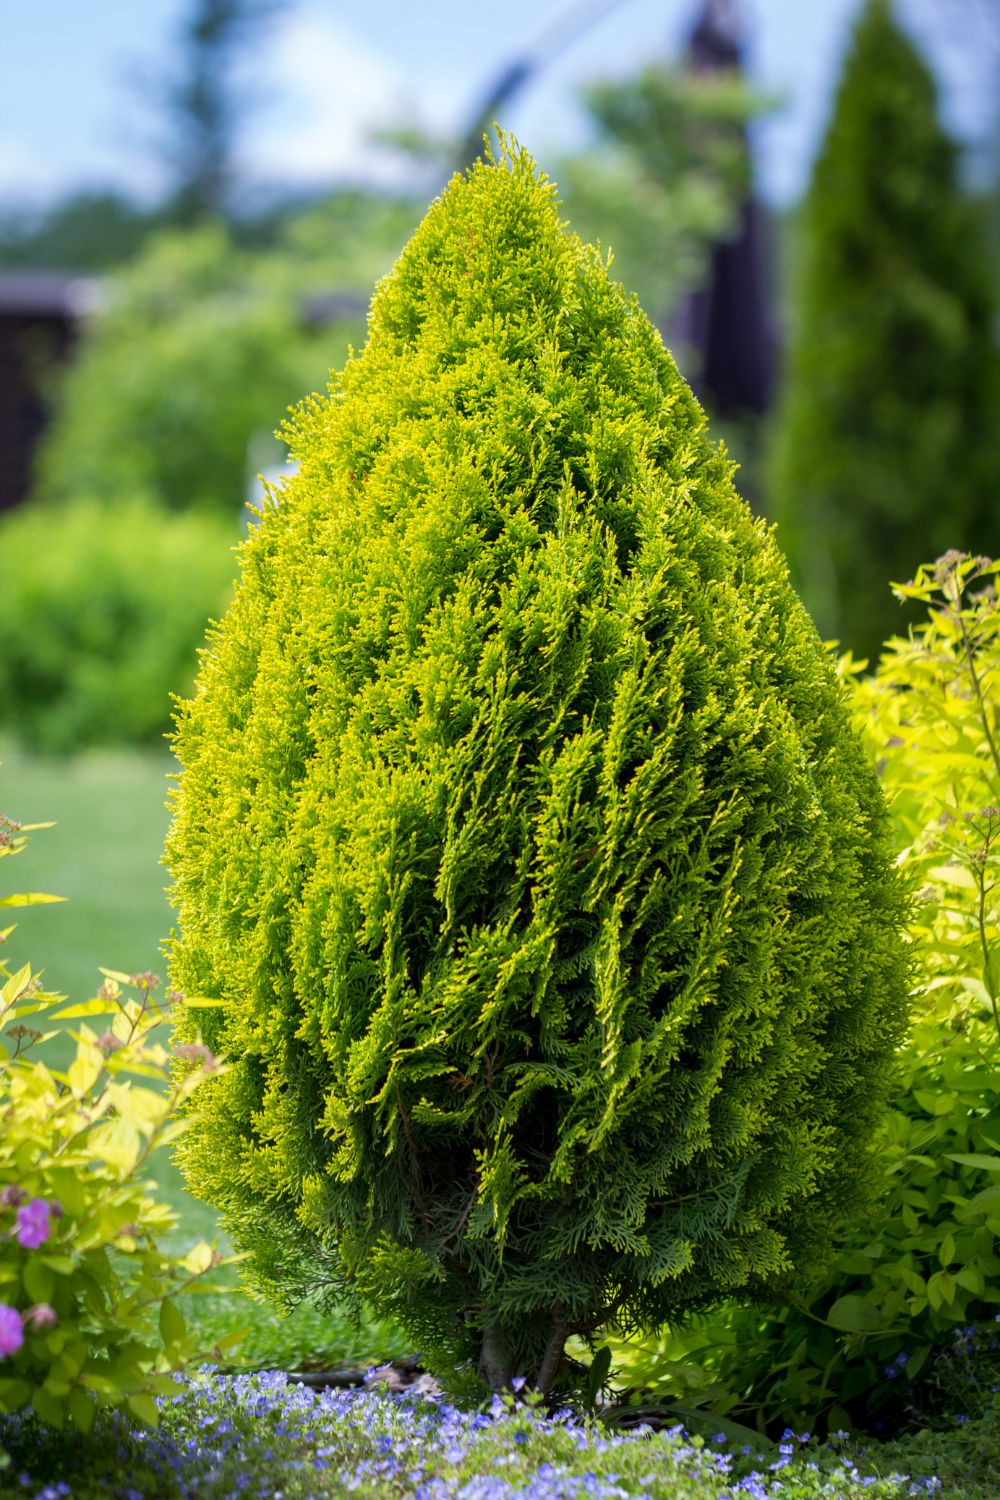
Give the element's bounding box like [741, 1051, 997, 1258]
[165, 0, 284, 223]
[670, 0, 776, 424]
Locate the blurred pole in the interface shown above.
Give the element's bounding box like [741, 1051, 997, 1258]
[670, 0, 776, 420]
[458, 0, 633, 167]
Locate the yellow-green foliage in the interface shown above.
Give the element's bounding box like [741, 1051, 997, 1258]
[606, 554, 1000, 1433]
[0, 816, 226, 1431]
[167, 144, 909, 1393]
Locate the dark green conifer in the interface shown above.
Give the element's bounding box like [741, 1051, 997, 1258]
[167, 143, 909, 1394]
[768, 0, 1000, 660]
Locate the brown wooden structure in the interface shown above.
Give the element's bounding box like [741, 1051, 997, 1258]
[0, 270, 98, 513]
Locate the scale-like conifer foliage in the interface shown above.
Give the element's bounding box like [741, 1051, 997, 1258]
[167, 144, 909, 1393]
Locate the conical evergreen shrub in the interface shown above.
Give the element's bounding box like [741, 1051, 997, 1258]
[768, 0, 1000, 660]
[167, 143, 909, 1394]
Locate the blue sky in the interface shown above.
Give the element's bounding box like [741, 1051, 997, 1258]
[1, 0, 995, 213]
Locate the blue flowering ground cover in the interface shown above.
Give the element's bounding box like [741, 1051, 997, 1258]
[0, 1369, 952, 1500]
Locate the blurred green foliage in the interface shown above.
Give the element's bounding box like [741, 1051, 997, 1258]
[0, 192, 171, 273]
[559, 64, 765, 327]
[32, 223, 363, 519]
[768, 0, 1000, 660]
[380, 64, 764, 336]
[0, 746, 174, 1009]
[0, 494, 237, 751]
[527, 67, 761, 331]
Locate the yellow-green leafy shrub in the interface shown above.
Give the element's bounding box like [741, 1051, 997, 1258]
[0, 812, 226, 1431]
[166, 144, 909, 1395]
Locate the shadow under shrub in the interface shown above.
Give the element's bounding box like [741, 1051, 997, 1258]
[0, 495, 236, 752]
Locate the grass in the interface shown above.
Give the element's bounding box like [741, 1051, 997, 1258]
[0, 739, 405, 1376]
[0, 739, 174, 1005]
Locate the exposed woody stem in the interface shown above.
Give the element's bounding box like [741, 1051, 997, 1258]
[479, 1325, 514, 1394]
[535, 1311, 568, 1400]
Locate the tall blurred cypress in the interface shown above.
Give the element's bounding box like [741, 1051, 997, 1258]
[768, 0, 1000, 659]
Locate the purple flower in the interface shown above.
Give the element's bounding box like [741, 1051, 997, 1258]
[0, 1185, 25, 1209]
[15, 1197, 51, 1249]
[0, 1303, 23, 1358]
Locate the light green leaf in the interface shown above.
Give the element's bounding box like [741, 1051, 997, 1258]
[1, 963, 31, 1004]
[88, 1116, 142, 1176]
[913, 1090, 958, 1116]
[827, 1296, 886, 1333]
[32, 1386, 63, 1428]
[39, 1255, 76, 1275]
[23, 1258, 55, 1304]
[106, 1082, 168, 1134]
[928, 1269, 957, 1306]
[52, 999, 120, 1020]
[0, 893, 65, 908]
[98, 967, 138, 985]
[67, 1386, 96, 1433]
[67, 1046, 103, 1097]
[181, 1241, 215, 1276]
[159, 1297, 186, 1348]
[126, 1392, 160, 1427]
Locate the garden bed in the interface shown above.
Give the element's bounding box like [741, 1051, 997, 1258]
[0, 1368, 961, 1500]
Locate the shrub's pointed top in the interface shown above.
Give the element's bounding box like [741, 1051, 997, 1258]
[368, 134, 577, 348]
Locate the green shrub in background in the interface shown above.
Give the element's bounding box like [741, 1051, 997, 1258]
[768, 0, 1000, 661]
[0, 494, 236, 752]
[557, 64, 764, 328]
[0, 811, 228, 1432]
[166, 143, 908, 1397]
[33, 224, 363, 520]
[606, 552, 1000, 1435]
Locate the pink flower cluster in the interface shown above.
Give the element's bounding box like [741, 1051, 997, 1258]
[15, 1197, 51, 1249]
[0, 1301, 57, 1359]
[0, 1304, 22, 1357]
[1, 1187, 59, 1249]
[0, 1186, 63, 1359]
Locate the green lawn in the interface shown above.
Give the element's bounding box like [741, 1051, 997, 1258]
[1, 739, 174, 1002]
[0, 738, 404, 1373]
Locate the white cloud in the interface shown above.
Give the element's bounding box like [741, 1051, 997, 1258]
[239, 9, 455, 192]
[0, 135, 93, 209]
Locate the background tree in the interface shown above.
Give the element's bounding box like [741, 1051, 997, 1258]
[159, 0, 285, 223]
[557, 63, 763, 331]
[0, 192, 169, 272]
[767, 0, 1000, 660]
[30, 217, 376, 519]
